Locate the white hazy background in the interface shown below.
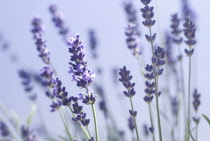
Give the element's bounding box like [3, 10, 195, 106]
[0, 0, 210, 140]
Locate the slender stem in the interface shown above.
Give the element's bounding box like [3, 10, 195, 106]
[91, 104, 99, 141]
[129, 98, 140, 141]
[58, 109, 73, 141]
[0, 104, 20, 141]
[178, 45, 187, 141]
[86, 126, 91, 137]
[85, 86, 99, 141]
[195, 112, 198, 141]
[34, 100, 48, 135]
[149, 103, 155, 141]
[149, 27, 162, 141]
[68, 106, 90, 139]
[187, 56, 192, 141]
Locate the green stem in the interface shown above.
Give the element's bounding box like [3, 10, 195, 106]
[34, 100, 48, 135]
[86, 126, 91, 138]
[91, 104, 99, 141]
[58, 109, 73, 141]
[129, 98, 140, 141]
[68, 106, 90, 139]
[195, 124, 198, 141]
[85, 86, 99, 141]
[149, 103, 155, 141]
[187, 56, 192, 141]
[149, 27, 163, 141]
[178, 45, 187, 141]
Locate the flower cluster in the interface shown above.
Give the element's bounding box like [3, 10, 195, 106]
[192, 89, 201, 125]
[40, 66, 72, 111]
[71, 97, 90, 127]
[18, 70, 33, 92]
[152, 47, 165, 76]
[171, 14, 183, 45]
[193, 89, 201, 112]
[171, 97, 179, 117]
[165, 33, 176, 67]
[143, 124, 149, 138]
[183, 18, 196, 56]
[21, 125, 37, 141]
[68, 34, 95, 88]
[0, 121, 10, 138]
[18, 70, 37, 100]
[49, 4, 69, 39]
[31, 17, 50, 64]
[123, 1, 140, 36]
[40, 66, 54, 88]
[144, 64, 154, 103]
[88, 29, 98, 58]
[125, 23, 141, 58]
[119, 66, 136, 98]
[78, 89, 96, 105]
[119, 66, 137, 118]
[140, 0, 155, 28]
[128, 117, 135, 132]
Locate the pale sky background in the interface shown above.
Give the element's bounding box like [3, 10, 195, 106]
[0, 0, 210, 140]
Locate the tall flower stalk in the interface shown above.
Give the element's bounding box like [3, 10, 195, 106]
[170, 13, 186, 140]
[183, 18, 196, 141]
[68, 34, 98, 141]
[119, 66, 140, 141]
[31, 17, 50, 65]
[49, 4, 69, 41]
[144, 64, 155, 141]
[140, 0, 164, 140]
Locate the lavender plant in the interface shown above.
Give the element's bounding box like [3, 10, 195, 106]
[1, 1, 208, 141]
[119, 66, 140, 141]
[183, 17, 196, 141]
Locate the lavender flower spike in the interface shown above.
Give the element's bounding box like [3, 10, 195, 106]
[125, 23, 141, 58]
[49, 4, 69, 40]
[31, 17, 50, 64]
[119, 66, 140, 141]
[68, 34, 95, 88]
[0, 121, 10, 138]
[183, 18, 196, 56]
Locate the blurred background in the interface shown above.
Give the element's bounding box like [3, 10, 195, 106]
[0, 0, 209, 140]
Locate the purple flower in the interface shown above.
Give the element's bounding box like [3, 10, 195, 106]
[40, 66, 55, 88]
[49, 4, 69, 39]
[68, 34, 95, 88]
[119, 66, 136, 98]
[123, 1, 140, 36]
[71, 96, 90, 126]
[144, 64, 154, 103]
[143, 124, 149, 137]
[128, 117, 135, 132]
[99, 100, 108, 118]
[171, 97, 178, 116]
[171, 14, 183, 45]
[18, 70, 37, 101]
[152, 46, 165, 76]
[164, 33, 177, 67]
[21, 125, 38, 141]
[125, 23, 141, 58]
[0, 121, 10, 137]
[183, 18, 196, 56]
[50, 100, 62, 112]
[88, 29, 98, 58]
[31, 17, 50, 64]
[193, 89, 201, 112]
[141, 0, 152, 5]
[140, 1, 155, 28]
